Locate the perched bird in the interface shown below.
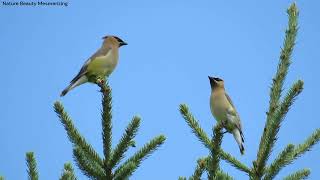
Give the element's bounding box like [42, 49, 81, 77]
[208, 76, 245, 155]
[60, 35, 127, 97]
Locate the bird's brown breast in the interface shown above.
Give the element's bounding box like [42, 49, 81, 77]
[210, 90, 232, 121]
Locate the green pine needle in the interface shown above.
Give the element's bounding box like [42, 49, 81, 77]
[109, 116, 141, 169]
[207, 125, 223, 178]
[59, 162, 77, 180]
[255, 3, 299, 177]
[55, 80, 166, 179]
[257, 80, 303, 177]
[113, 161, 136, 180]
[293, 129, 320, 159]
[283, 168, 310, 180]
[219, 151, 251, 174]
[99, 81, 113, 173]
[264, 144, 295, 180]
[26, 152, 39, 180]
[114, 135, 166, 176]
[215, 170, 234, 180]
[54, 101, 104, 167]
[179, 104, 212, 149]
[73, 146, 105, 179]
[189, 157, 207, 180]
[264, 129, 320, 180]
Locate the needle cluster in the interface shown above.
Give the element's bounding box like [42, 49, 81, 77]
[53, 80, 166, 179]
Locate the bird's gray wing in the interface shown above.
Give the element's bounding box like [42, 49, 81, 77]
[226, 109, 244, 142]
[225, 93, 241, 123]
[70, 47, 111, 84]
[225, 93, 236, 109]
[225, 93, 244, 140]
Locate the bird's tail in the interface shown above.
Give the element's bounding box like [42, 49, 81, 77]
[60, 76, 88, 97]
[232, 128, 245, 155]
[60, 85, 72, 97]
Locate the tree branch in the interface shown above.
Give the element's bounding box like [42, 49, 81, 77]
[179, 104, 212, 149]
[59, 162, 77, 180]
[256, 79, 303, 179]
[26, 152, 39, 180]
[114, 135, 166, 176]
[292, 129, 320, 160]
[96, 80, 113, 178]
[109, 116, 140, 169]
[189, 157, 207, 180]
[73, 147, 105, 179]
[283, 169, 310, 180]
[207, 125, 223, 179]
[54, 102, 104, 167]
[215, 170, 234, 180]
[113, 162, 136, 180]
[255, 3, 299, 177]
[263, 144, 294, 180]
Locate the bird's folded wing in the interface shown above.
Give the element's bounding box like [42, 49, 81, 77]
[70, 47, 111, 84]
[227, 108, 242, 127]
[226, 109, 238, 123]
[225, 93, 235, 109]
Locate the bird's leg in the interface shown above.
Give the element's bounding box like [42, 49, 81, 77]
[96, 76, 106, 86]
[221, 120, 227, 128]
[95, 77, 108, 93]
[96, 77, 104, 85]
[219, 121, 229, 134]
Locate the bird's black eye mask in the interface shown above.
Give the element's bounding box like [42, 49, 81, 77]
[113, 36, 127, 46]
[102, 36, 127, 47]
[114, 36, 125, 43]
[208, 76, 223, 89]
[213, 77, 223, 82]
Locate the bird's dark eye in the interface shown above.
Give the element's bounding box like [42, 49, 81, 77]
[102, 35, 109, 39]
[213, 78, 223, 81]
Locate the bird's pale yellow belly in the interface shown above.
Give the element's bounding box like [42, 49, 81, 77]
[210, 95, 229, 122]
[87, 54, 117, 77]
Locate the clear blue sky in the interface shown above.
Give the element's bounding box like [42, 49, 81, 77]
[0, 0, 319, 179]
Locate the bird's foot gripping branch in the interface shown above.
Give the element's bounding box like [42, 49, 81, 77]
[96, 77, 108, 92]
[54, 81, 166, 179]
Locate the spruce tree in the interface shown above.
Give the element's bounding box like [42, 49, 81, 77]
[1, 81, 165, 180]
[54, 80, 166, 179]
[179, 3, 320, 180]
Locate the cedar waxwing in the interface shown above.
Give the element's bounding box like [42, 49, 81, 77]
[208, 76, 245, 155]
[60, 35, 127, 96]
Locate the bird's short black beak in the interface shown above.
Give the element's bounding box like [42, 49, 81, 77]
[119, 42, 128, 47]
[208, 76, 214, 81]
[208, 76, 215, 87]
